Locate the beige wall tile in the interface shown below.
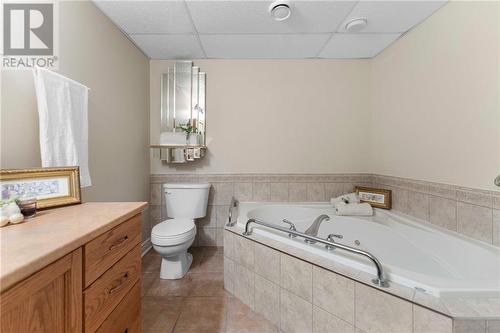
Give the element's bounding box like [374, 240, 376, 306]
[198, 228, 217, 246]
[453, 320, 486, 333]
[391, 187, 409, 214]
[281, 289, 313, 333]
[324, 183, 345, 200]
[493, 210, 500, 247]
[254, 243, 280, 284]
[216, 205, 229, 228]
[224, 257, 235, 294]
[487, 320, 500, 333]
[313, 306, 354, 333]
[289, 183, 308, 202]
[430, 196, 457, 231]
[212, 182, 234, 205]
[428, 183, 456, 200]
[343, 183, 355, 193]
[233, 234, 255, 269]
[255, 274, 280, 327]
[355, 282, 412, 333]
[493, 194, 500, 210]
[313, 266, 354, 324]
[307, 183, 325, 202]
[150, 204, 162, 224]
[224, 230, 235, 260]
[198, 205, 217, 228]
[457, 188, 493, 208]
[413, 305, 452, 333]
[457, 202, 493, 243]
[234, 263, 255, 309]
[141, 208, 151, 242]
[281, 254, 312, 302]
[271, 183, 289, 202]
[234, 182, 253, 201]
[408, 191, 430, 221]
[405, 179, 429, 193]
[253, 182, 271, 201]
[216, 228, 224, 246]
[150, 183, 162, 205]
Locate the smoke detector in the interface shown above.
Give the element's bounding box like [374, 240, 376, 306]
[345, 17, 368, 33]
[269, 1, 291, 21]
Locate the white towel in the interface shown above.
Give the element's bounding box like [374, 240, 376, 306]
[335, 202, 373, 216]
[330, 192, 360, 205]
[33, 68, 91, 187]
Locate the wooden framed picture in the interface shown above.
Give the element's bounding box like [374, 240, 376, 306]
[0, 167, 81, 209]
[355, 186, 392, 210]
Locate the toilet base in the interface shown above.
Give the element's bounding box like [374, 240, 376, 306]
[160, 251, 193, 280]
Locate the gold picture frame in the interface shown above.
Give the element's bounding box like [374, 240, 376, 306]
[0, 167, 81, 209]
[355, 186, 392, 210]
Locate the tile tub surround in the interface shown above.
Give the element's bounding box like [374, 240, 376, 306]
[371, 174, 500, 247]
[149, 173, 499, 248]
[223, 228, 500, 333]
[149, 173, 372, 247]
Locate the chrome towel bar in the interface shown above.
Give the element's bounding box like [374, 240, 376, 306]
[242, 218, 389, 288]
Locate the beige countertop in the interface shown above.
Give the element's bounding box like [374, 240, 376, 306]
[0, 202, 147, 293]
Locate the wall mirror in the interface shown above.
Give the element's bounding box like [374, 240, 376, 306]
[153, 61, 206, 163]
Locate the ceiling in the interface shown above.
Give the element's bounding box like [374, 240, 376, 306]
[93, 0, 447, 59]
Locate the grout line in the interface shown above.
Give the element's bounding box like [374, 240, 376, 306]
[182, 0, 207, 58]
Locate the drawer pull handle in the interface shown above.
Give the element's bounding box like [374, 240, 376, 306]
[108, 272, 129, 295]
[109, 235, 129, 251]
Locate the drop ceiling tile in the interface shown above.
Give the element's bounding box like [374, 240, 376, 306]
[339, 1, 448, 33]
[130, 35, 205, 59]
[186, 1, 357, 34]
[319, 33, 401, 58]
[200, 34, 330, 58]
[93, 1, 194, 34]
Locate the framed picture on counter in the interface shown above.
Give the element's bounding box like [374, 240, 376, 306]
[0, 167, 81, 209]
[355, 186, 392, 210]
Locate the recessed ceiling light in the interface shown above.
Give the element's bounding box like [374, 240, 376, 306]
[269, 1, 291, 22]
[345, 17, 368, 33]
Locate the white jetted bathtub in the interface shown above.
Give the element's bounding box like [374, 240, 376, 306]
[236, 202, 500, 297]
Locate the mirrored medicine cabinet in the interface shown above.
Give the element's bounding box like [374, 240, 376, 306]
[151, 61, 207, 164]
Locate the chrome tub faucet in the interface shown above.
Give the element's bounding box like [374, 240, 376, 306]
[304, 214, 330, 244]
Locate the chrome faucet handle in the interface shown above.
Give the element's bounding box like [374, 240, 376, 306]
[282, 219, 297, 238]
[325, 233, 343, 250]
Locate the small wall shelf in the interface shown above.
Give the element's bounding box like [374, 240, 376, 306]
[150, 145, 207, 164]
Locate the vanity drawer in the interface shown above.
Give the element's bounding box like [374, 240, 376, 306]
[96, 281, 141, 333]
[84, 214, 141, 287]
[84, 244, 141, 333]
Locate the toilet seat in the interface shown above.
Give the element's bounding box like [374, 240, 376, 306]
[151, 219, 196, 246]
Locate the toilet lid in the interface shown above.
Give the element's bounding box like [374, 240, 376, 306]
[152, 219, 195, 238]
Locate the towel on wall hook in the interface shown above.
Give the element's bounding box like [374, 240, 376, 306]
[33, 67, 92, 187]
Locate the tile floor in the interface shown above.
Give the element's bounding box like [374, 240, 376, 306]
[141, 247, 279, 333]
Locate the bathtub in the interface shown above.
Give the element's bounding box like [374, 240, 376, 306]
[235, 202, 500, 298]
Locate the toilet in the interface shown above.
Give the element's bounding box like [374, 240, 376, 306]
[151, 182, 210, 279]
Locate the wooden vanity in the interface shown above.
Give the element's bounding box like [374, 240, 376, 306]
[0, 202, 147, 333]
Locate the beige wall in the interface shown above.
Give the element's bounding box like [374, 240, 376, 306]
[150, 3, 499, 191]
[150, 59, 371, 175]
[370, 1, 499, 191]
[1, 1, 150, 236]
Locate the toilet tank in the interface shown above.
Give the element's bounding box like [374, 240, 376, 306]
[163, 183, 210, 219]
